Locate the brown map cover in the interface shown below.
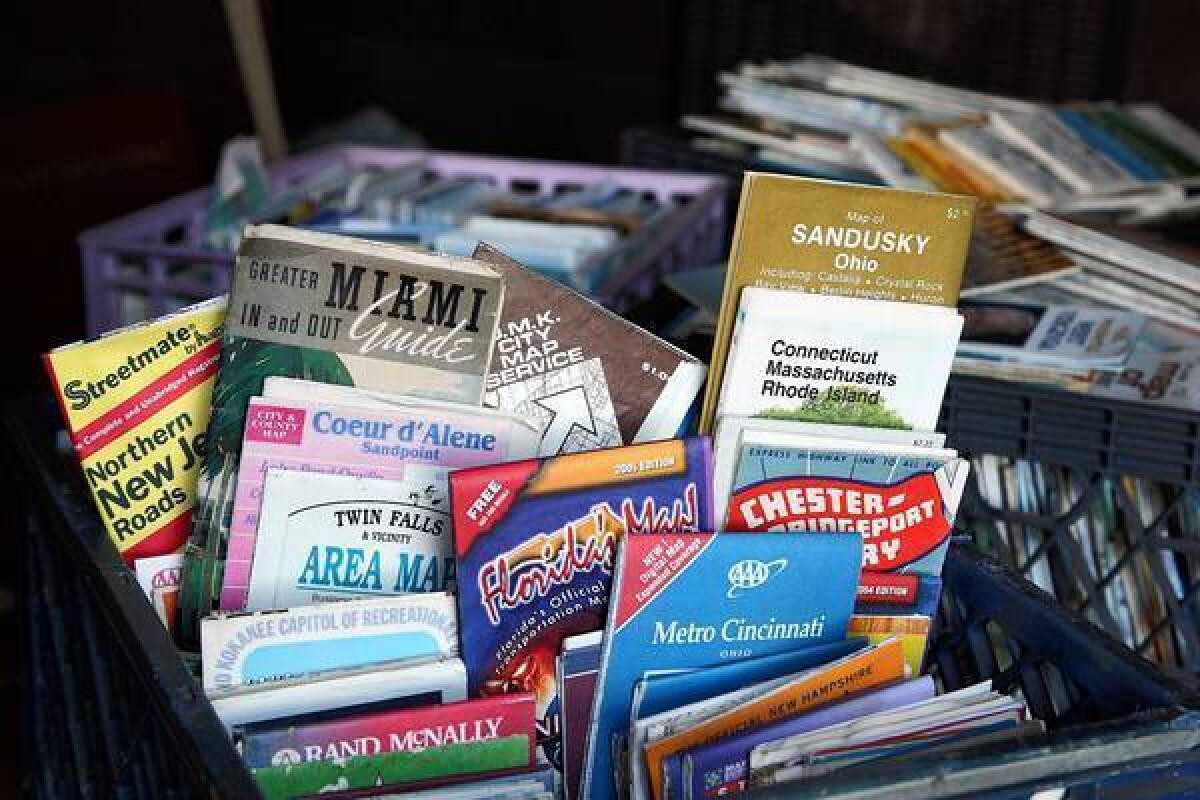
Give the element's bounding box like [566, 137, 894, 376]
[473, 243, 704, 455]
[961, 206, 1079, 296]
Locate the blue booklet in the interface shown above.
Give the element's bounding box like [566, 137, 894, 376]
[632, 639, 865, 721]
[1057, 109, 1165, 182]
[580, 532, 861, 800]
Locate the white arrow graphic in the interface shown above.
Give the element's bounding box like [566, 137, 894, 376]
[535, 385, 597, 454]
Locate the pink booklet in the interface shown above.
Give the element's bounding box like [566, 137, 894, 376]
[219, 390, 539, 610]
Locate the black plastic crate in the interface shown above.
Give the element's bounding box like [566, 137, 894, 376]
[6, 396, 259, 800]
[7, 392, 1200, 798]
[956, 457, 1200, 685]
[941, 374, 1200, 485]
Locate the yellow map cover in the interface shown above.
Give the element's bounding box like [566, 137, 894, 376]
[44, 298, 226, 563]
[643, 637, 905, 800]
[849, 615, 931, 676]
[698, 174, 977, 432]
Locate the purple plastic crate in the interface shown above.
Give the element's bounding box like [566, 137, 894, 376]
[77, 145, 727, 334]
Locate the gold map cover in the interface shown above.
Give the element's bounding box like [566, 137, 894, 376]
[700, 173, 977, 432]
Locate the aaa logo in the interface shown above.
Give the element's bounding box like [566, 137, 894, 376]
[726, 558, 787, 598]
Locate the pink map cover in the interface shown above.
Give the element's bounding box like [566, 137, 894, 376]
[219, 396, 539, 610]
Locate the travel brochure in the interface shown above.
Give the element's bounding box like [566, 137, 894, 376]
[44, 297, 226, 563]
[222, 388, 539, 611]
[716, 287, 963, 432]
[697, 171, 977, 432]
[47, 172, 1065, 800]
[451, 437, 714, 769]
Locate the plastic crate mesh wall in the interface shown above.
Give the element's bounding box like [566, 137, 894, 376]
[19, 513, 222, 800]
[927, 544, 1193, 737]
[933, 554, 1089, 728]
[958, 460, 1200, 686]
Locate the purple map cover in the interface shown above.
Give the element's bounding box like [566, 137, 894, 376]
[561, 637, 603, 800]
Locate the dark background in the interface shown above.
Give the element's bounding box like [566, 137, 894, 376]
[2, 0, 1198, 386]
